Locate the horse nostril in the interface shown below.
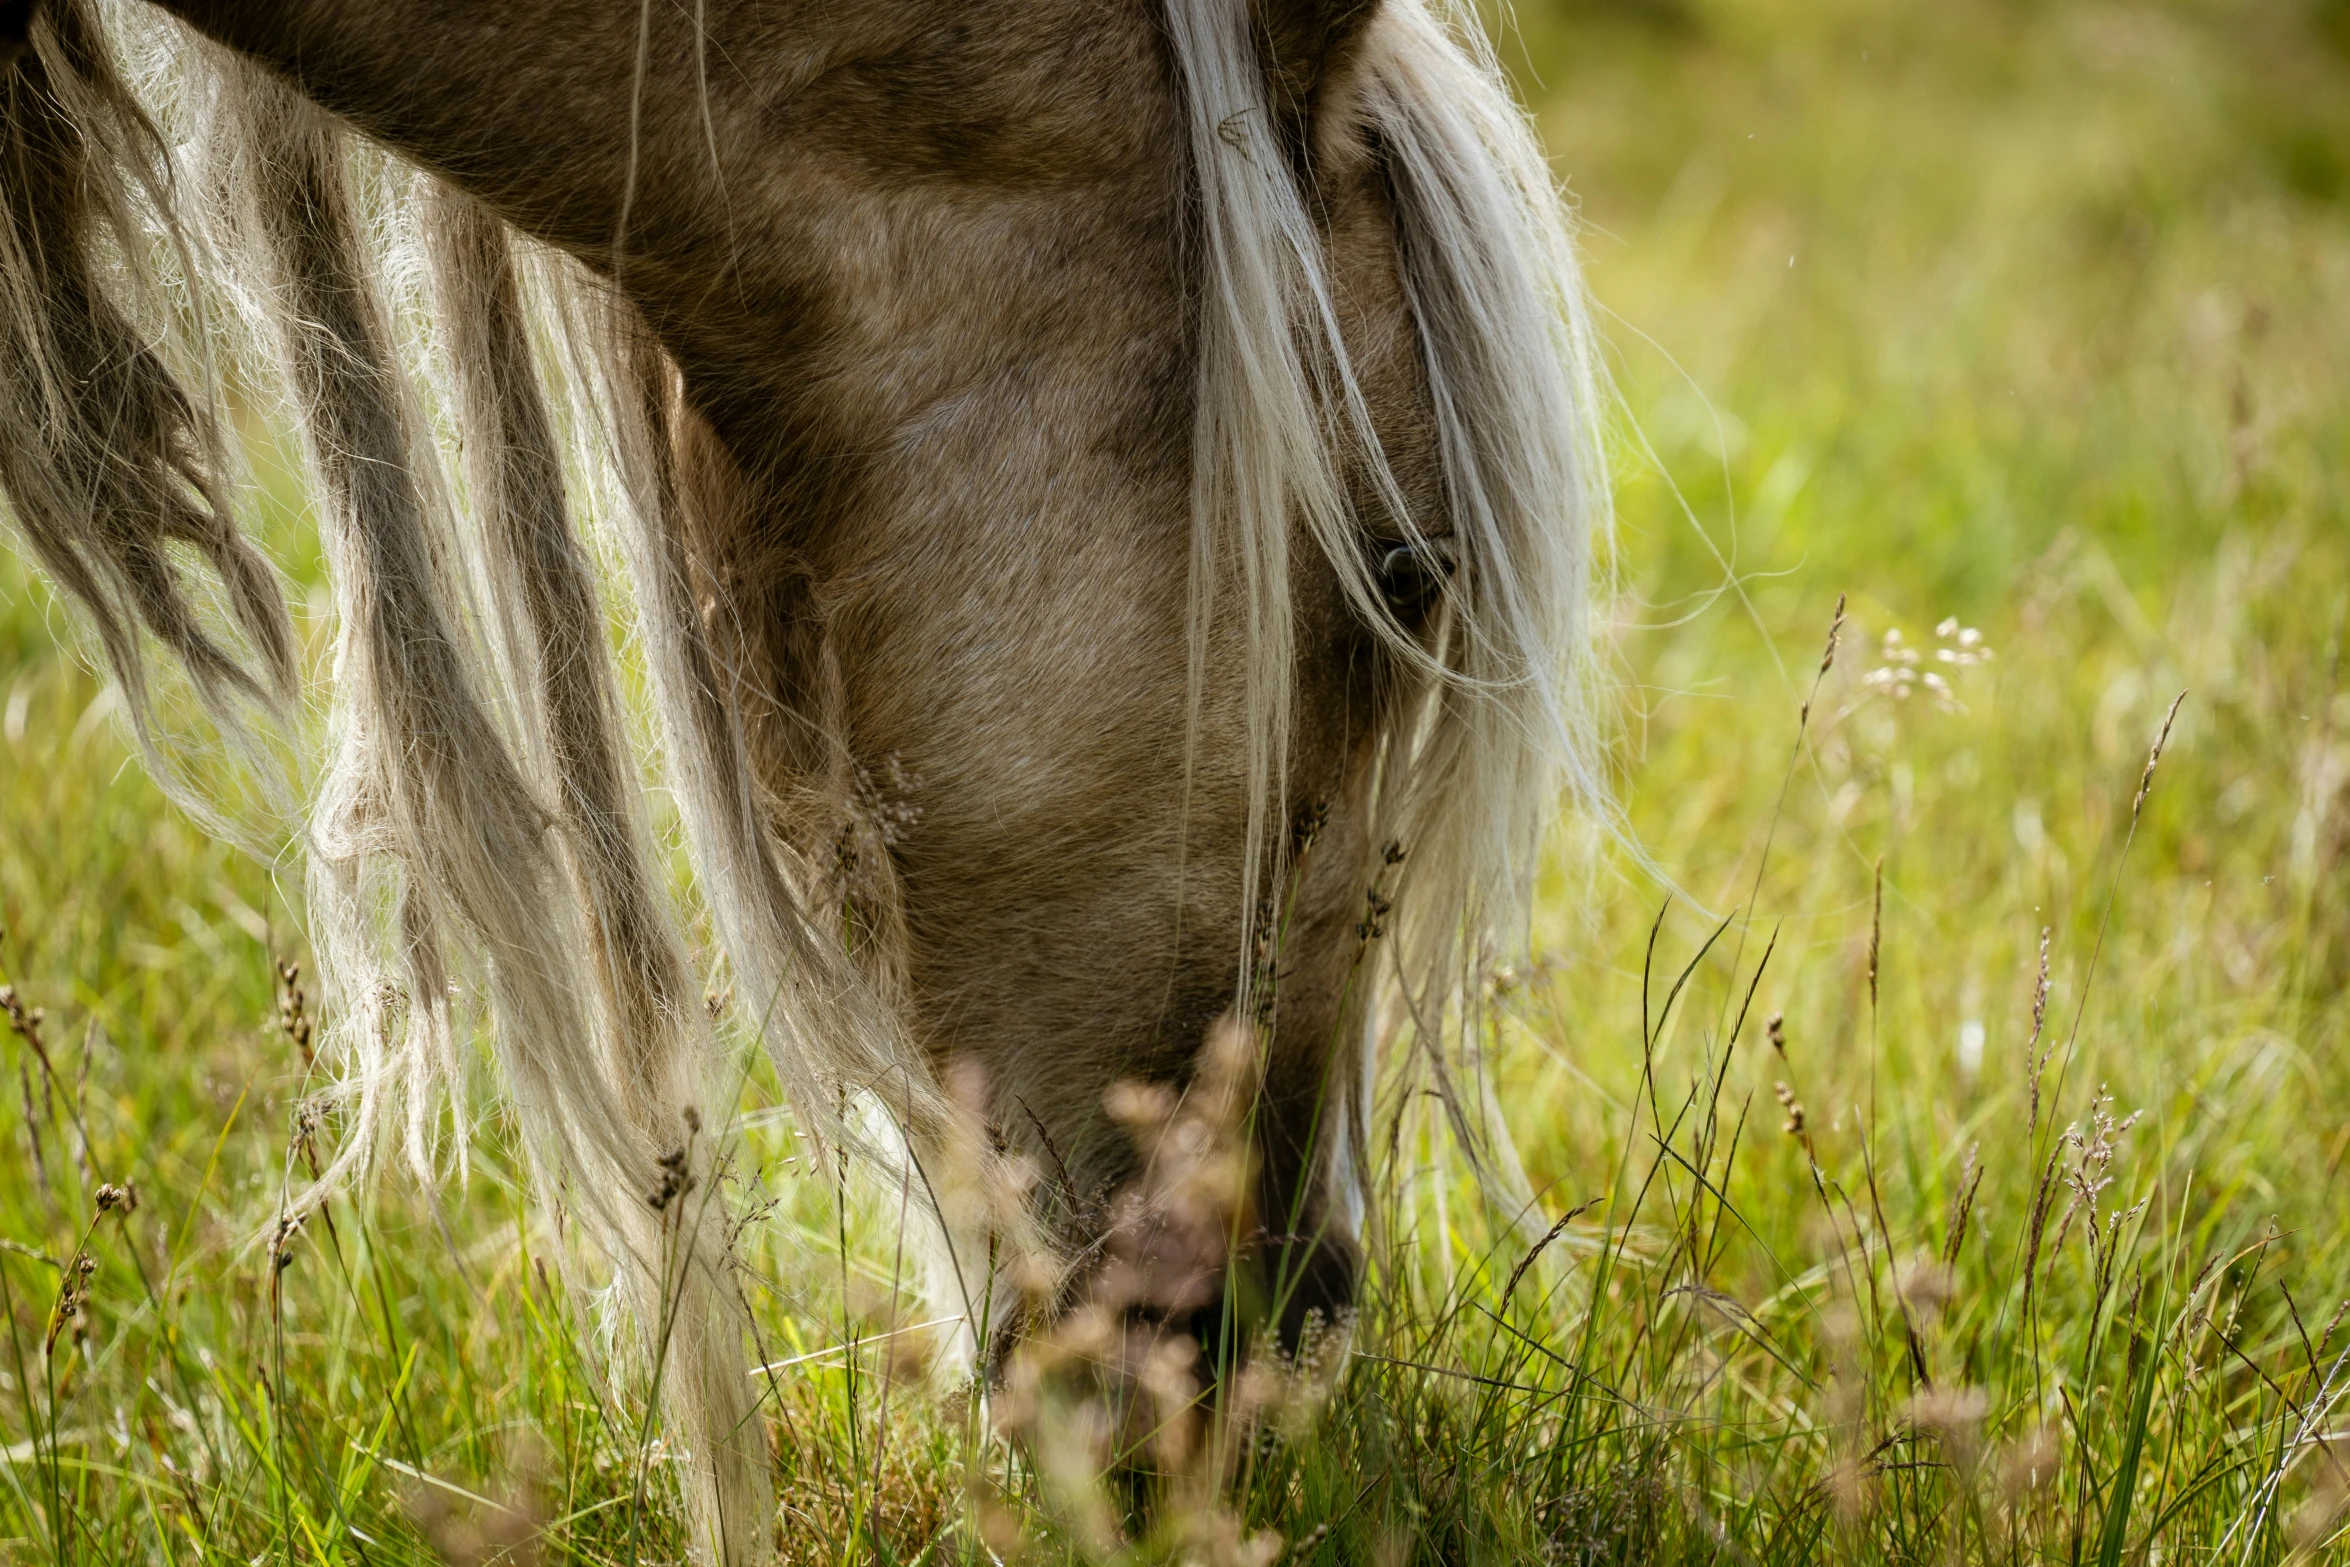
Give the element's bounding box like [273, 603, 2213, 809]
[1376, 538, 1454, 615]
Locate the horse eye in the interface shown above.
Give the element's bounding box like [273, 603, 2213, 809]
[1375, 539, 1454, 615]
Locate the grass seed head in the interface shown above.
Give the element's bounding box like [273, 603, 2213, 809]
[1899, 1253, 1956, 1323]
[2290, 1454, 2350, 1554]
[1996, 1427, 2062, 1511]
[1774, 1080, 1807, 1139]
[1910, 1384, 1989, 1473]
[1827, 1454, 1875, 1527]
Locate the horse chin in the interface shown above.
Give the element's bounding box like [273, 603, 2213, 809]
[1185, 1225, 1362, 1384]
[986, 1005, 1366, 1415]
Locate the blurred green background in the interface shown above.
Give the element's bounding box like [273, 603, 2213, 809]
[1521, 0, 2346, 610]
[1497, 0, 2350, 1413]
[1491, 0, 2348, 1176]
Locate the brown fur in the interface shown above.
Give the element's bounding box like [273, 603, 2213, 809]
[145, 0, 1442, 1323]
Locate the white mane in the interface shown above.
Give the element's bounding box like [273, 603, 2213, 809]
[1173, 0, 1610, 1212]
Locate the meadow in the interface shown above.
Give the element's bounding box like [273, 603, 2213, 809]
[3, 0, 2348, 1561]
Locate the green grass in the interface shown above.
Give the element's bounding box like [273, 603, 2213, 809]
[4, 0, 2349, 1560]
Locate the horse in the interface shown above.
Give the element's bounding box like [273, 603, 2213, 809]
[0, 0, 1606, 1555]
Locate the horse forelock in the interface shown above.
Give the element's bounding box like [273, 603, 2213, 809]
[1174, 0, 1610, 1205]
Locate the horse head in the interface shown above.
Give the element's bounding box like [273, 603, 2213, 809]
[0, 0, 1604, 1551]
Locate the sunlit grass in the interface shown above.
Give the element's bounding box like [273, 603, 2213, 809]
[2, 0, 2346, 1560]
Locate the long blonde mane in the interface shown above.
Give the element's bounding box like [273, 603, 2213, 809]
[1175, 0, 1609, 1220]
[0, 0, 1604, 1556]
